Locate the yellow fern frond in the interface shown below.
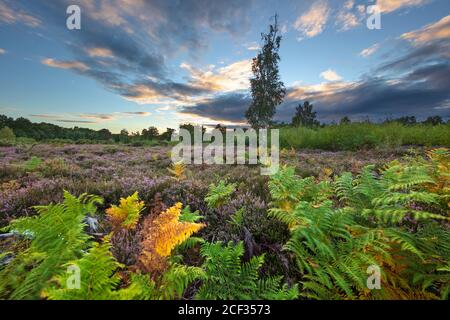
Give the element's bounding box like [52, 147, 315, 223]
[139, 203, 204, 274]
[106, 192, 144, 230]
[168, 161, 186, 181]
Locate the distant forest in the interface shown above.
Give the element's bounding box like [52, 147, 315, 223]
[0, 113, 448, 144]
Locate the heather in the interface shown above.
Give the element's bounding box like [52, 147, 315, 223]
[0, 144, 448, 300]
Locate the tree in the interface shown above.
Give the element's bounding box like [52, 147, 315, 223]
[142, 126, 159, 140]
[423, 116, 443, 126]
[215, 124, 226, 135]
[291, 101, 319, 127]
[340, 116, 351, 125]
[160, 128, 175, 141]
[0, 126, 15, 143]
[97, 129, 112, 140]
[245, 14, 285, 129]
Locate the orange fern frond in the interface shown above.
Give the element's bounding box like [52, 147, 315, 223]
[168, 162, 186, 181]
[106, 192, 144, 230]
[138, 203, 204, 275]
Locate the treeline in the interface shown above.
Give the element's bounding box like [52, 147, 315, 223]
[0, 115, 176, 144]
[273, 101, 449, 128]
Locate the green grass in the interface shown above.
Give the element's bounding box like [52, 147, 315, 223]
[279, 123, 450, 151]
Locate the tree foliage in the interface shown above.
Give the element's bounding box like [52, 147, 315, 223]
[292, 101, 320, 127]
[246, 15, 285, 128]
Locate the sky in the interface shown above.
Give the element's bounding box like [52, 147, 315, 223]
[0, 0, 449, 133]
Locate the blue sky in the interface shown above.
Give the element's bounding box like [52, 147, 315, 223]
[0, 0, 449, 133]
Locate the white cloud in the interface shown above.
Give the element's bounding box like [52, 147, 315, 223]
[401, 15, 450, 45]
[335, 0, 366, 31]
[294, 0, 330, 39]
[41, 58, 89, 72]
[360, 43, 380, 57]
[320, 69, 343, 82]
[375, 0, 429, 13]
[245, 42, 260, 51]
[0, 48, 5, 55]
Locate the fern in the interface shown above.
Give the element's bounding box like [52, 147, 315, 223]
[43, 237, 123, 300]
[138, 203, 205, 275]
[196, 241, 298, 300]
[205, 180, 236, 209]
[106, 192, 144, 230]
[269, 164, 450, 300]
[0, 192, 102, 300]
[168, 161, 186, 181]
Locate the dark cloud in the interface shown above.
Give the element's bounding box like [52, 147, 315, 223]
[180, 92, 251, 122]
[181, 37, 450, 123]
[25, 0, 253, 103]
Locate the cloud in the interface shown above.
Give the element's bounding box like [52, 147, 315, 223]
[56, 120, 98, 124]
[121, 111, 151, 116]
[181, 59, 252, 93]
[0, 48, 5, 55]
[180, 17, 450, 124]
[360, 44, 380, 57]
[0, 1, 41, 27]
[375, 0, 429, 13]
[401, 15, 450, 45]
[245, 42, 261, 51]
[24, 0, 254, 109]
[30, 111, 152, 124]
[29, 114, 61, 119]
[320, 69, 343, 81]
[42, 58, 90, 72]
[335, 0, 364, 31]
[85, 47, 115, 58]
[79, 113, 115, 120]
[294, 0, 330, 39]
[179, 92, 251, 123]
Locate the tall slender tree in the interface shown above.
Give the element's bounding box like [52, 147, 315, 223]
[246, 14, 285, 129]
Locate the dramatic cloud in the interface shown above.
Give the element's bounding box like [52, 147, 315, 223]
[42, 58, 90, 72]
[180, 16, 450, 124]
[320, 69, 343, 82]
[294, 0, 330, 39]
[375, 0, 429, 13]
[181, 60, 252, 93]
[180, 92, 251, 123]
[401, 15, 450, 45]
[26, 0, 254, 110]
[360, 44, 380, 57]
[0, 1, 41, 27]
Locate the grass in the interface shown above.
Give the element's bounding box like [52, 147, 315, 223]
[279, 123, 450, 151]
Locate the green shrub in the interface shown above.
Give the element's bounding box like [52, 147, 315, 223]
[0, 126, 16, 146]
[279, 123, 450, 151]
